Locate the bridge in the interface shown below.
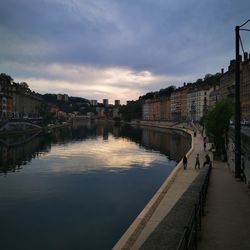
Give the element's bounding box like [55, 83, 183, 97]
[0, 120, 42, 131]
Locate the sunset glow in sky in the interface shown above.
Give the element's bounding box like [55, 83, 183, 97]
[1, 0, 250, 103]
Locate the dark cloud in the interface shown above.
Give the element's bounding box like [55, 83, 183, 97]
[1, 0, 250, 101]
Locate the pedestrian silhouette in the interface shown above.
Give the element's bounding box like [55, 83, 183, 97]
[183, 155, 188, 170]
[195, 153, 200, 169]
[203, 154, 211, 167]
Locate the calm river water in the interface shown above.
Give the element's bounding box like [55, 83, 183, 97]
[0, 122, 191, 250]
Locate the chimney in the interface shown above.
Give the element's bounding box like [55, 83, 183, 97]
[244, 52, 248, 61]
[221, 68, 224, 74]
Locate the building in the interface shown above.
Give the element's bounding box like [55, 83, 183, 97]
[240, 54, 250, 120]
[160, 96, 171, 120]
[170, 90, 181, 121]
[142, 100, 150, 120]
[187, 87, 212, 121]
[114, 100, 120, 106]
[103, 99, 109, 107]
[148, 98, 161, 120]
[90, 100, 97, 106]
[219, 60, 237, 102]
[179, 86, 189, 121]
[57, 94, 68, 102]
[209, 85, 220, 109]
[12, 83, 43, 118]
[0, 78, 43, 119]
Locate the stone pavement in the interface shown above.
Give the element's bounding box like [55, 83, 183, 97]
[113, 126, 212, 249]
[198, 161, 250, 250]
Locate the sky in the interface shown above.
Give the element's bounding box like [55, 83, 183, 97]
[1, 0, 250, 104]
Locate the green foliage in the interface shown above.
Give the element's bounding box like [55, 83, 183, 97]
[36, 102, 55, 124]
[203, 98, 234, 155]
[158, 86, 176, 97]
[119, 101, 142, 121]
[139, 86, 176, 100]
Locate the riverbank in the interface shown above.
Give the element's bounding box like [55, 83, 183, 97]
[113, 121, 211, 249]
[0, 121, 71, 137]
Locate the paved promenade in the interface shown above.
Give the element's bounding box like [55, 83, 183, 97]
[113, 122, 250, 249]
[198, 161, 250, 250]
[113, 124, 212, 249]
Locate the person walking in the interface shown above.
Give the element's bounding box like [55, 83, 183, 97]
[195, 153, 200, 169]
[183, 155, 188, 170]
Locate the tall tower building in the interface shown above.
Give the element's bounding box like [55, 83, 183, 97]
[103, 99, 109, 107]
[114, 100, 120, 106]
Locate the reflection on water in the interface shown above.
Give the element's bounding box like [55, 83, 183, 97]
[0, 121, 191, 250]
[0, 122, 190, 175]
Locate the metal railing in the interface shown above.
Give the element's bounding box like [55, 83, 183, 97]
[177, 164, 212, 250]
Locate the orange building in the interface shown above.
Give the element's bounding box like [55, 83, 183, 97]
[160, 96, 171, 120]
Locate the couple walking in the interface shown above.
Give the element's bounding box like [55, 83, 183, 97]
[183, 153, 210, 170]
[182, 154, 200, 170]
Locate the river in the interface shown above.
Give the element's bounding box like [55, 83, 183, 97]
[0, 121, 191, 250]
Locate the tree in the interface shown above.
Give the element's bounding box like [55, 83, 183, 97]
[202, 98, 234, 156]
[0, 73, 13, 83]
[119, 101, 142, 121]
[36, 102, 55, 124]
[20, 82, 29, 89]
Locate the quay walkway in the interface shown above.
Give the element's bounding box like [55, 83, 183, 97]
[198, 161, 250, 250]
[114, 121, 250, 249]
[113, 123, 212, 249]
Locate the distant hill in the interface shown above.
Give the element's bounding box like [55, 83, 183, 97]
[43, 94, 90, 114]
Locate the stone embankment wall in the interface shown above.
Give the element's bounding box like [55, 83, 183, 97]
[140, 166, 210, 249]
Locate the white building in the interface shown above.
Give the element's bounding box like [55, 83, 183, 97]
[187, 88, 212, 121]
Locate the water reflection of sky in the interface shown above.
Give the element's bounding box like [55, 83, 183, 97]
[0, 129, 178, 250]
[32, 135, 170, 174]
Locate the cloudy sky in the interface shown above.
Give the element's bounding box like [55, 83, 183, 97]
[1, 0, 250, 104]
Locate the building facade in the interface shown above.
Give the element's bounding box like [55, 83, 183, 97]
[240, 56, 250, 120]
[103, 99, 109, 107]
[187, 87, 212, 121]
[170, 91, 181, 121]
[90, 100, 98, 106]
[219, 60, 236, 102]
[0, 78, 43, 119]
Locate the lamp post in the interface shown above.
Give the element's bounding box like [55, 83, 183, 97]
[235, 20, 250, 179]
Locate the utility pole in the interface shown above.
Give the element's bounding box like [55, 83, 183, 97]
[235, 25, 241, 179]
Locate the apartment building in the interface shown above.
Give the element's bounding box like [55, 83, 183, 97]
[160, 96, 171, 120]
[209, 85, 220, 110]
[0, 77, 43, 119]
[240, 54, 250, 120]
[187, 87, 212, 121]
[219, 60, 236, 103]
[170, 90, 181, 121]
[142, 96, 172, 121]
